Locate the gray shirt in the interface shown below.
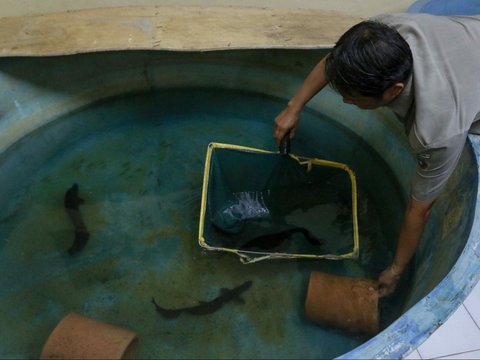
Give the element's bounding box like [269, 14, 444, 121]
[373, 13, 480, 201]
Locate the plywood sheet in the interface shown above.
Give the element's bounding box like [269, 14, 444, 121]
[0, 6, 364, 56]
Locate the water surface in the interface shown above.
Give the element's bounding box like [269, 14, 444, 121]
[0, 89, 405, 358]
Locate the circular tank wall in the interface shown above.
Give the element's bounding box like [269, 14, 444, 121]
[0, 50, 479, 358]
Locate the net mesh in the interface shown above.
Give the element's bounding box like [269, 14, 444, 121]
[199, 143, 359, 263]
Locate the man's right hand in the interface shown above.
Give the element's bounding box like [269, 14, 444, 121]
[274, 105, 301, 145]
[273, 55, 330, 145]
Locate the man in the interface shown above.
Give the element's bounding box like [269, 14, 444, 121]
[273, 13, 480, 297]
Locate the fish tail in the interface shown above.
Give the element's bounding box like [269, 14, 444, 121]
[292, 227, 323, 246]
[151, 297, 181, 319]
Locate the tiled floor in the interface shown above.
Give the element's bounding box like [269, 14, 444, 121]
[403, 280, 480, 359]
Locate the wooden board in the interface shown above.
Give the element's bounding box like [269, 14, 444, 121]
[0, 6, 364, 56]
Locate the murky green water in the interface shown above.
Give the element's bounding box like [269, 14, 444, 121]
[0, 89, 405, 358]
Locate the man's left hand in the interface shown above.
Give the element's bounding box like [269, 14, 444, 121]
[378, 263, 402, 297]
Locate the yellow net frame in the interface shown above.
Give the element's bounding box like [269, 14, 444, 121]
[198, 142, 359, 264]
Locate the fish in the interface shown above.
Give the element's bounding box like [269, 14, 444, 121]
[64, 183, 90, 255]
[239, 227, 323, 251]
[151, 280, 252, 319]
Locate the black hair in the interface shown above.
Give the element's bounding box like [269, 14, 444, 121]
[325, 20, 413, 98]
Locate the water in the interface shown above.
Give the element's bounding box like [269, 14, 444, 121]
[0, 89, 405, 358]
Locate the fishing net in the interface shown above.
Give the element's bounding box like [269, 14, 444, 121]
[198, 142, 359, 264]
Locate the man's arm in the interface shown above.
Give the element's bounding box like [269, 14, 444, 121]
[379, 132, 468, 296]
[274, 55, 330, 144]
[378, 196, 434, 297]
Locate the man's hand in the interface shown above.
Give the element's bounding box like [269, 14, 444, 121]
[272, 55, 330, 144]
[378, 197, 434, 297]
[378, 263, 403, 297]
[274, 106, 300, 145]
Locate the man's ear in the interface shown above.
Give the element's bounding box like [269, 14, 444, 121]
[384, 83, 405, 101]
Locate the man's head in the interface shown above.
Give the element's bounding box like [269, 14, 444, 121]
[325, 20, 413, 109]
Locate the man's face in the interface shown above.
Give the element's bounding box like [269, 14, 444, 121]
[341, 82, 405, 110]
[342, 95, 387, 109]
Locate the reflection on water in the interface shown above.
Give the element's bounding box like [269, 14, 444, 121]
[0, 89, 405, 358]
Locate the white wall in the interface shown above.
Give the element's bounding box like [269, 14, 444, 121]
[0, 0, 415, 18]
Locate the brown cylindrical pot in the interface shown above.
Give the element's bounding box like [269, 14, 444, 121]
[305, 271, 380, 335]
[40, 312, 138, 359]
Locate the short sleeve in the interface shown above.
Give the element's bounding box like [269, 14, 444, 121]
[410, 132, 468, 201]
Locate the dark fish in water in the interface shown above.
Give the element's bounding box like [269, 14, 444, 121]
[239, 227, 323, 251]
[64, 183, 90, 255]
[151, 280, 252, 319]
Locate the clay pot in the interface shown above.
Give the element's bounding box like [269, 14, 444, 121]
[305, 271, 380, 335]
[40, 312, 138, 359]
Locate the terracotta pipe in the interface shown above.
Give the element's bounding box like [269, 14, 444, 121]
[40, 312, 138, 359]
[305, 271, 380, 335]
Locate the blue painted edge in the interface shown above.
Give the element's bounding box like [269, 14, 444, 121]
[407, 0, 434, 13]
[339, 135, 480, 359]
[407, 0, 480, 15]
